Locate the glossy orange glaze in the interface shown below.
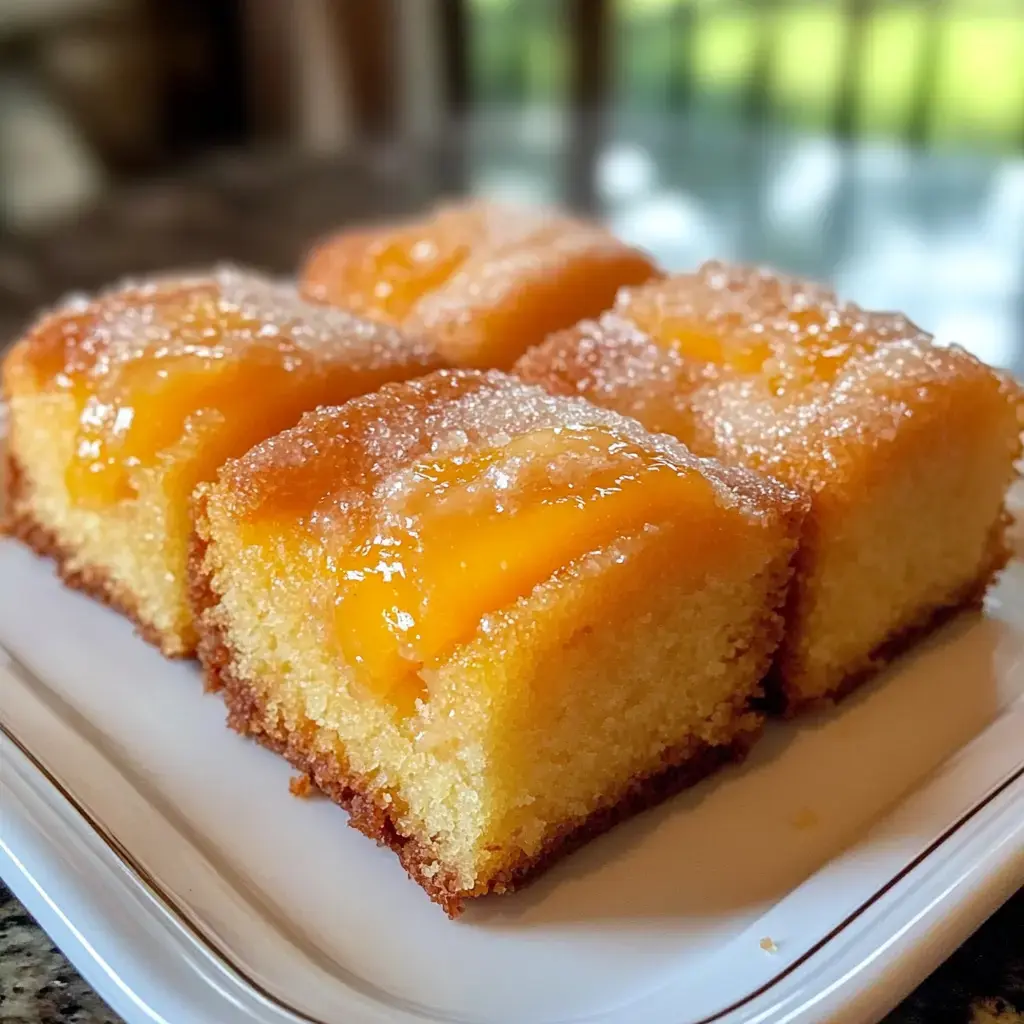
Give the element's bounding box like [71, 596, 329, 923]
[322, 425, 721, 706]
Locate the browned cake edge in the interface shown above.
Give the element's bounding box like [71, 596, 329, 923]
[768, 511, 1012, 716]
[187, 528, 760, 918]
[2, 449, 183, 657]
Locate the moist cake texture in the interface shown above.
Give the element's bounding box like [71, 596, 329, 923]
[191, 369, 806, 914]
[1, 267, 441, 655]
[299, 200, 659, 369]
[516, 263, 1023, 708]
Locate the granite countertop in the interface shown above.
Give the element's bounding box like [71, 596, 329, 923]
[0, 139, 1022, 1023]
[0, 885, 122, 1024]
[1, 881, 1022, 1023]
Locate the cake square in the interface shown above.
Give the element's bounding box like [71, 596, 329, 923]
[299, 200, 658, 369]
[516, 264, 1023, 709]
[1, 267, 442, 656]
[190, 369, 806, 914]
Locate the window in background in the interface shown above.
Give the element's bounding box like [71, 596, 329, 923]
[619, 0, 1023, 152]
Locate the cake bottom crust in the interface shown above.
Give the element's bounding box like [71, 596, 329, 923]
[221, 667, 756, 917]
[189, 531, 759, 917]
[2, 450, 178, 656]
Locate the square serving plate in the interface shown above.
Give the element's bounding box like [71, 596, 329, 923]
[0, 423, 1022, 1024]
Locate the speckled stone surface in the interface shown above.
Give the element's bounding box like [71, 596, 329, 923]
[1, 880, 1021, 1022]
[0, 883, 123, 1024]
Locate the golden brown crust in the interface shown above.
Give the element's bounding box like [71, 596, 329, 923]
[187, 524, 758, 917]
[2, 449, 182, 656]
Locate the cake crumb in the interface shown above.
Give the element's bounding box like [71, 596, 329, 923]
[289, 774, 314, 798]
[759, 937, 778, 954]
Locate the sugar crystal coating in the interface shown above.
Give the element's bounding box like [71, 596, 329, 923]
[221, 368, 799, 530]
[688, 334, 1015, 489]
[617, 260, 933, 393]
[22, 265, 435, 389]
[517, 262, 1022, 490]
[299, 200, 658, 368]
[409, 214, 651, 332]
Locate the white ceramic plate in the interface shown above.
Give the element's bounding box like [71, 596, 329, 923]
[1, 442, 1022, 1024]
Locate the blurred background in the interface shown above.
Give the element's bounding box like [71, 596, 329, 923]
[1, 0, 1023, 371]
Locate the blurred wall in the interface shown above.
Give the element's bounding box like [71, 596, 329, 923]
[288, 0, 447, 149]
[0, 0, 148, 228]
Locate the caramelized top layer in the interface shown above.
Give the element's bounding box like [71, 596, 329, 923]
[6, 267, 441, 507]
[213, 370, 801, 707]
[222, 369, 793, 525]
[516, 262, 1022, 487]
[299, 201, 658, 369]
[617, 262, 931, 394]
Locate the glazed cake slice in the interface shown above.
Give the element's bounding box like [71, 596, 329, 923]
[191, 370, 805, 915]
[299, 199, 658, 369]
[516, 264, 1024, 710]
[1, 267, 441, 656]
